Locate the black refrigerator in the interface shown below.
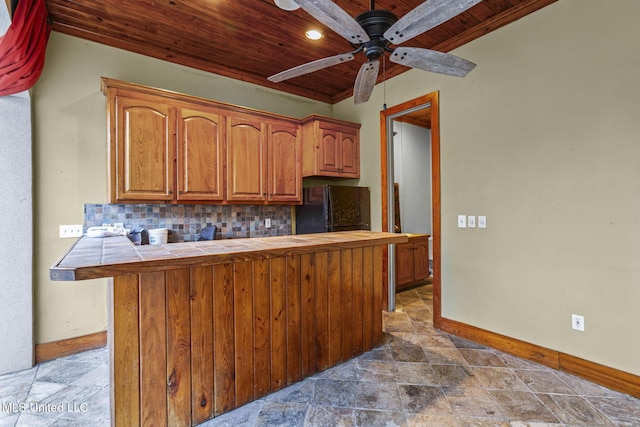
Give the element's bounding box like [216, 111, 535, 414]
[295, 185, 370, 234]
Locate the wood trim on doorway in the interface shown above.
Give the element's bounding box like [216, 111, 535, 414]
[380, 91, 441, 327]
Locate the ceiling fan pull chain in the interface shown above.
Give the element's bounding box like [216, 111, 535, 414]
[383, 55, 387, 110]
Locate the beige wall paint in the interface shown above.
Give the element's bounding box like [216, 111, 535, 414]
[31, 0, 640, 378]
[334, 0, 640, 375]
[31, 34, 331, 344]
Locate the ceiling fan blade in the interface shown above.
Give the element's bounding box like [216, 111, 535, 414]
[389, 47, 476, 77]
[353, 60, 379, 104]
[268, 53, 355, 82]
[384, 0, 482, 45]
[294, 0, 370, 44]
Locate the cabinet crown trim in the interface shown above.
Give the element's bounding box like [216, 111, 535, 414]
[101, 78, 361, 128]
[300, 114, 362, 129]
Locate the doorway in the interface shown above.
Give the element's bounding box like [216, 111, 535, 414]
[380, 91, 441, 328]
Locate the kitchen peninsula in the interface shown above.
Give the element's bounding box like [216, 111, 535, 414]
[51, 231, 406, 427]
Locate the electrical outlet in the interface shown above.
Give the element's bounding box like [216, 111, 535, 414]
[572, 314, 585, 331]
[59, 224, 83, 238]
[265, 218, 271, 228]
[478, 215, 487, 229]
[467, 215, 476, 228]
[457, 215, 467, 228]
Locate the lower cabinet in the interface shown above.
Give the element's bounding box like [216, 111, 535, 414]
[396, 234, 431, 291]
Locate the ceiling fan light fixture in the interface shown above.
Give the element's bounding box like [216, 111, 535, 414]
[269, 0, 480, 104]
[274, 0, 300, 11]
[305, 29, 323, 40]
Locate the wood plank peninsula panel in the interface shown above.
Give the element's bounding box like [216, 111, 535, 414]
[52, 231, 406, 427]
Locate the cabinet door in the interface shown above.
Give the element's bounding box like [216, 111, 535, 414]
[318, 126, 340, 174]
[395, 242, 415, 288]
[267, 122, 301, 203]
[226, 115, 266, 202]
[338, 129, 359, 178]
[413, 239, 431, 281]
[301, 117, 361, 179]
[113, 94, 175, 202]
[177, 107, 224, 202]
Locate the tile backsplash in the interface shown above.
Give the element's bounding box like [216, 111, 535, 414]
[84, 204, 292, 242]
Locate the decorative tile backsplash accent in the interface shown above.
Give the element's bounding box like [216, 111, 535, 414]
[84, 204, 292, 242]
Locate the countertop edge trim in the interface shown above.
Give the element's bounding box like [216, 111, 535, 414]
[51, 232, 408, 281]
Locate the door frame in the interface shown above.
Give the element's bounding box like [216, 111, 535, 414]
[380, 91, 441, 327]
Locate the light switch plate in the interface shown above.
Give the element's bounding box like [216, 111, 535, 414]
[457, 215, 467, 228]
[478, 216, 487, 229]
[467, 215, 476, 228]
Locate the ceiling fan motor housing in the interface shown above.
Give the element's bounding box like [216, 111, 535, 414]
[355, 9, 398, 60]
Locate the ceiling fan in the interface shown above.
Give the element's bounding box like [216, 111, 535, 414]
[268, 0, 481, 104]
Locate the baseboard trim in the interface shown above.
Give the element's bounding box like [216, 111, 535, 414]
[34, 322, 640, 399]
[559, 353, 640, 398]
[439, 317, 640, 398]
[35, 331, 107, 364]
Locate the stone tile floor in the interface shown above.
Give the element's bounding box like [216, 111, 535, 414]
[1, 283, 640, 426]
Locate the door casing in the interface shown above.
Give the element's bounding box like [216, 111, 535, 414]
[380, 91, 441, 327]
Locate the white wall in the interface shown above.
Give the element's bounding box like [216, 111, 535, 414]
[393, 121, 431, 234]
[0, 5, 33, 374]
[334, 0, 640, 376]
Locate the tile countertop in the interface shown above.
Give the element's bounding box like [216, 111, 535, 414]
[50, 231, 408, 281]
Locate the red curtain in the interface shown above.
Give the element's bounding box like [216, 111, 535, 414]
[0, 0, 51, 96]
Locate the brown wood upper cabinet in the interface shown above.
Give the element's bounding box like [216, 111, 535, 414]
[267, 121, 302, 203]
[301, 115, 361, 179]
[226, 114, 302, 203]
[107, 89, 176, 202]
[226, 113, 266, 202]
[102, 78, 303, 204]
[177, 107, 224, 202]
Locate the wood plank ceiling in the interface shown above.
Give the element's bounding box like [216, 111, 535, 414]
[45, 0, 557, 104]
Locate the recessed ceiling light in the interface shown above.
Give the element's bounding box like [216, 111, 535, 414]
[274, 0, 300, 11]
[305, 29, 323, 40]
